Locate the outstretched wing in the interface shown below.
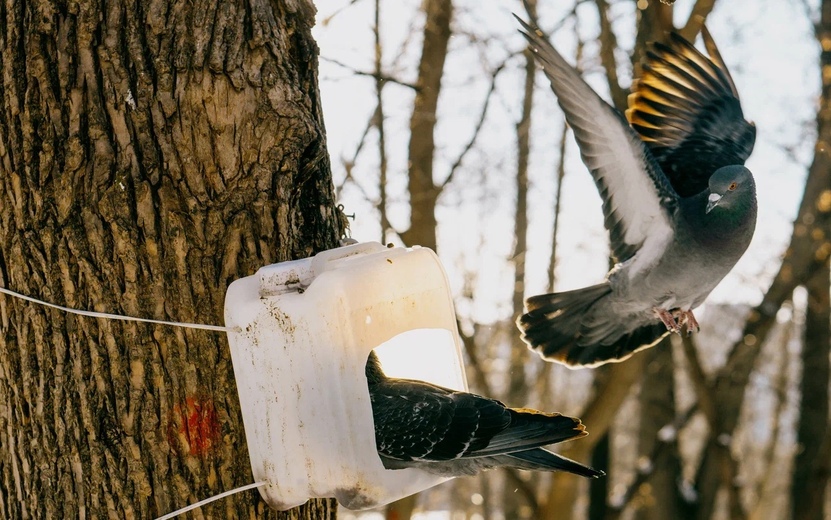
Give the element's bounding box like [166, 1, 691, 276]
[517, 16, 678, 265]
[626, 27, 756, 197]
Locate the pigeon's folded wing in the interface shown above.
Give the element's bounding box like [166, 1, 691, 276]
[517, 16, 678, 265]
[371, 385, 458, 461]
[468, 408, 586, 457]
[371, 381, 511, 462]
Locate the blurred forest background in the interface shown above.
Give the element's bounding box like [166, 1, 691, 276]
[313, 0, 831, 519]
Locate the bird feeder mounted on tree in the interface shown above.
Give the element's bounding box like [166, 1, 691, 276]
[224, 241, 469, 511]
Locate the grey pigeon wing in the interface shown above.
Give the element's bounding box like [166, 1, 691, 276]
[626, 27, 756, 197]
[517, 16, 679, 265]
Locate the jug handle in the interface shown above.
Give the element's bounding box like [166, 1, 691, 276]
[310, 241, 386, 277]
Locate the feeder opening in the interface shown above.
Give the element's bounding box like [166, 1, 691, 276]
[372, 328, 466, 391]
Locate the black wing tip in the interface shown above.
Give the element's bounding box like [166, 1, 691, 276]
[513, 13, 537, 37]
[628, 23, 755, 179]
[585, 467, 607, 479]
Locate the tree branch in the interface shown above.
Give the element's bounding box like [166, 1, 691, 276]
[606, 404, 698, 518]
[440, 59, 509, 189]
[374, 0, 390, 242]
[679, 0, 717, 41]
[594, 0, 628, 111]
[321, 56, 419, 90]
[679, 335, 718, 430]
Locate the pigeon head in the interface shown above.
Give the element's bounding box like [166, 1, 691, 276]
[705, 165, 755, 214]
[365, 351, 387, 384]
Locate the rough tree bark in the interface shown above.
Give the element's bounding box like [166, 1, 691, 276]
[0, 0, 341, 518]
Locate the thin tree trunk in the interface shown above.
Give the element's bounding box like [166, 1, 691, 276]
[539, 353, 648, 520]
[588, 432, 610, 520]
[509, 13, 536, 410]
[633, 346, 684, 520]
[792, 264, 830, 520]
[399, 0, 452, 251]
[501, 13, 537, 516]
[374, 0, 390, 243]
[632, 1, 673, 76]
[0, 0, 340, 517]
[594, 0, 627, 112]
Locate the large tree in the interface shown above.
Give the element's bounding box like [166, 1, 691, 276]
[0, 0, 341, 517]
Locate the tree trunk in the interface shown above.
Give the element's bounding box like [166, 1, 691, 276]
[633, 346, 684, 520]
[792, 265, 830, 520]
[539, 352, 648, 520]
[0, 0, 341, 517]
[399, 0, 452, 252]
[587, 432, 609, 520]
[501, 17, 537, 517]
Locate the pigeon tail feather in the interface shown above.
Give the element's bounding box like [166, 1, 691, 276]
[517, 283, 612, 362]
[566, 323, 670, 367]
[518, 283, 670, 368]
[498, 449, 605, 478]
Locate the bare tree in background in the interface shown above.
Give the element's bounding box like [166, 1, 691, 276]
[399, 0, 453, 252]
[791, 6, 831, 520]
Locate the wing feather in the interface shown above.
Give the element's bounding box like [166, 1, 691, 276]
[516, 16, 678, 265]
[626, 27, 756, 197]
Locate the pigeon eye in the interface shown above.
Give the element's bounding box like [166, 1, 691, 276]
[728, 182, 737, 191]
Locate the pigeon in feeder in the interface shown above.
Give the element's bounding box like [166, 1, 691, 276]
[366, 351, 602, 478]
[515, 16, 757, 368]
[228, 241, 586, 510]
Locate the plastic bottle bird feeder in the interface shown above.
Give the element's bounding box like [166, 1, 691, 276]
[224, 242, 468, 511]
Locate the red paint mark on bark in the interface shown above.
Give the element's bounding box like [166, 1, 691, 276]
[169, 396, 220, 456]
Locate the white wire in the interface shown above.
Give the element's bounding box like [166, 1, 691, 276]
[0, 285, 236, 332]
[155, 481, 268, 520]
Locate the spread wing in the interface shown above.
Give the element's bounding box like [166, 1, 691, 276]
[517, 16, 678, 265]
[626, 27, 756, 197]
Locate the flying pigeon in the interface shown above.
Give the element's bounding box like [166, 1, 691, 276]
[515, 17, 757, 368]
[365, 351, 603, 478]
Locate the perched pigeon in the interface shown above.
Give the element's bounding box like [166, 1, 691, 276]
[515, 17, 757, 368]
[365, 351, 603, 478]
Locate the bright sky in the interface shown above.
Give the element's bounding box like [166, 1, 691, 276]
[313, 0, 819, 326]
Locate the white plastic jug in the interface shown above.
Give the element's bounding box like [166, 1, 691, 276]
[224, 242, 468, 510]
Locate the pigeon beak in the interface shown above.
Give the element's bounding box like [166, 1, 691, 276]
[706, 193, 722, 214]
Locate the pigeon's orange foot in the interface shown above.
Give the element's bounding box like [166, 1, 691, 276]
[654, 307, 680, 333]
[674, 309, 700, 335]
